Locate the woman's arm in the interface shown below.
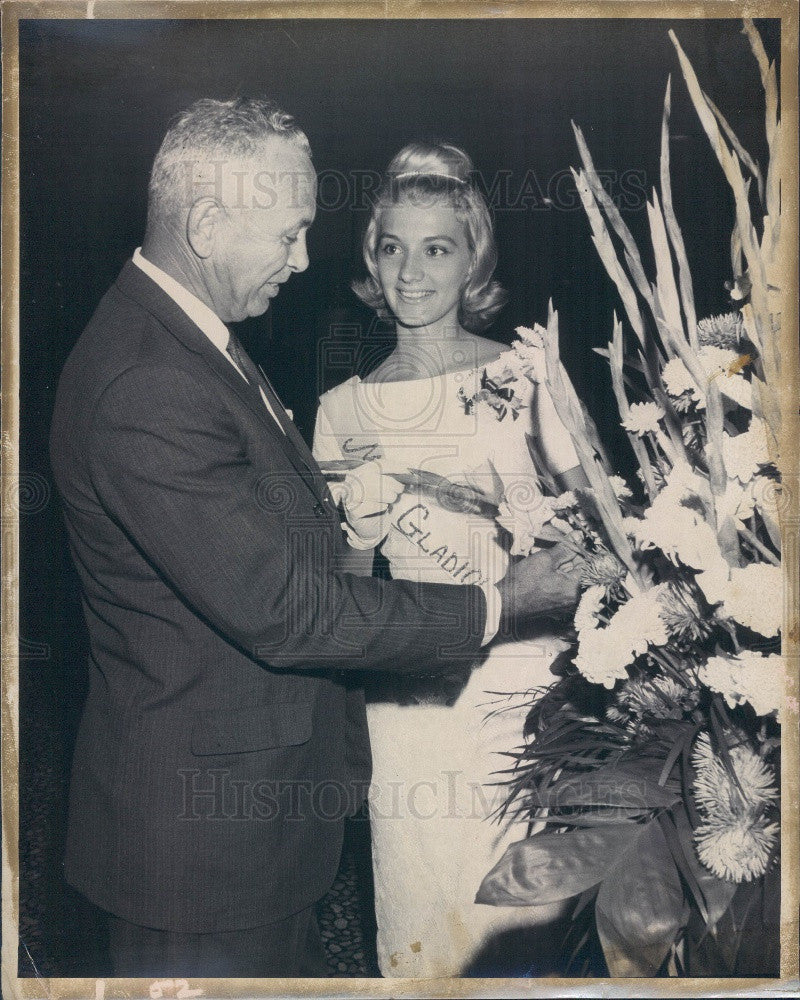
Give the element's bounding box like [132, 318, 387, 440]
[556, 463, 591, 492]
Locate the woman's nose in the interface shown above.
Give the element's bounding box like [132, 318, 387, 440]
[398, 252, 424, 283]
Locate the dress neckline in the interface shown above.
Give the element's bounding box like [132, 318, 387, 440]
[355, 353, 507, 387]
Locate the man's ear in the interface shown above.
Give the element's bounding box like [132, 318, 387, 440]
[187, 198, 222, 258]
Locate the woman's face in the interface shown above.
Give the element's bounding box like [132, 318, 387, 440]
[374, 198, 473, 333]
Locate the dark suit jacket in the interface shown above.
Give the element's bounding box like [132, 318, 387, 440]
[49, 260, 487, 933]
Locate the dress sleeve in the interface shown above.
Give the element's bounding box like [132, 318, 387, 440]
[486, 408, 542, 501]
[312, 390, 382, 562]
[485, 376, 580, 500]
[311, 396, 345, 464]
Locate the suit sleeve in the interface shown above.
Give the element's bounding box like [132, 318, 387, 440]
[88, 363, 486, 672]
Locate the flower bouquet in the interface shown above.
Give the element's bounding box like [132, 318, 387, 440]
[475, 22, 789, 977]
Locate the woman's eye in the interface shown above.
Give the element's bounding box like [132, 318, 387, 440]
[282, 234, 298, 246]
[379, 243, 400, 256]
[426, 245, 448, 257]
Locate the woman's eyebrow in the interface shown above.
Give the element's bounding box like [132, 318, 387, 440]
[378, 233, 457, 244]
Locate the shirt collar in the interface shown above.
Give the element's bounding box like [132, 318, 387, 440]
[132, 248, 230, 355]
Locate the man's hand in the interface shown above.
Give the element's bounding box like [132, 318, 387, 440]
[330, 460, 404, 550]
[496, 539, 584, 634]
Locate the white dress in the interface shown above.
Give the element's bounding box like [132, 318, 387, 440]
[313, 363, 576, 978]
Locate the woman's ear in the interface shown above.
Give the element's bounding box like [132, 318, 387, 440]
[186, 197, 222, 259]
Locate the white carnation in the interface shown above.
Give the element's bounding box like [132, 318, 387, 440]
[574, 586, 670, 688]
[662, 356, 697, 397]
[609, 475, 632, 501]
[509, 329, 548, 384]
[574, 584, 605, 636]
[699, 652, 784, 721]
[662, 348, 753, 410]
[514, 325, 546, 349]
[720, 563, 782, 638]
[723, 417, 771, 484]
[622, 401, 666, 436]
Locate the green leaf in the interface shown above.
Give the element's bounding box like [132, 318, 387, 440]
[671, 804, 737, 931]
[475, 823, 640, 907]
[538, 762, 680, 811]
[595, 819, 686, 976]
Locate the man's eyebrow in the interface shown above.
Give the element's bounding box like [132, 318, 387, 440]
[282, 216, 314, 234]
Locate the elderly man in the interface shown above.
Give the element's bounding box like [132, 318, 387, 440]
[50, 98, 581, 978]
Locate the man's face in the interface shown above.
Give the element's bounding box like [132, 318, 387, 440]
[209, 139, 317, 323]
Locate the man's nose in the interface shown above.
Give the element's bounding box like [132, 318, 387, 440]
[287, 233, 310, 273]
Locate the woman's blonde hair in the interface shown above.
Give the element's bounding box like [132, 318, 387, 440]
[353, 142, 507, 332]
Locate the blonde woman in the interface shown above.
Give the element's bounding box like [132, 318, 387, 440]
[313, 142, 586, 976]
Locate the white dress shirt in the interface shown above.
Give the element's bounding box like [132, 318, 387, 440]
[132, 248, 285, 431]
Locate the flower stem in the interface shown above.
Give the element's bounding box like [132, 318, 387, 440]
[738, 523, 780, 565]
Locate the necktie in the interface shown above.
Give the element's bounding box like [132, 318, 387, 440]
[225, 331, 335, 516]
[225, 331, 294, 436]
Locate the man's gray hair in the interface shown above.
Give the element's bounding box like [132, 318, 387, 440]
[147, 97, 311, 227]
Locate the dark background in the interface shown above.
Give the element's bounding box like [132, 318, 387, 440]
[18, 16, 779, 976]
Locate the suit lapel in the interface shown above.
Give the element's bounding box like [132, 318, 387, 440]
[114, 261, 330, 506]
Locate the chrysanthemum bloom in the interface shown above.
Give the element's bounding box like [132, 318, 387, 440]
[695, 816, 779, 883]
[580, 548, 627, 589]
[691, 732, 778, 882]
[657, 582, 711, 642]
[616, 674, 700, 721]
[661, 356, 698, 398]
[622, 401, 666, 436]
[697, 311, 745, 349]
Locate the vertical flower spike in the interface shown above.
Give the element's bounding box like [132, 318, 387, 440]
[607, 314, 658, 499]
[670, 27, 780, 451]
[660, 76, 700, 352]
[541, 302, 643, 589]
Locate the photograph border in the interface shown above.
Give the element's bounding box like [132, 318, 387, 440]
[2, 2, 798, 998]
